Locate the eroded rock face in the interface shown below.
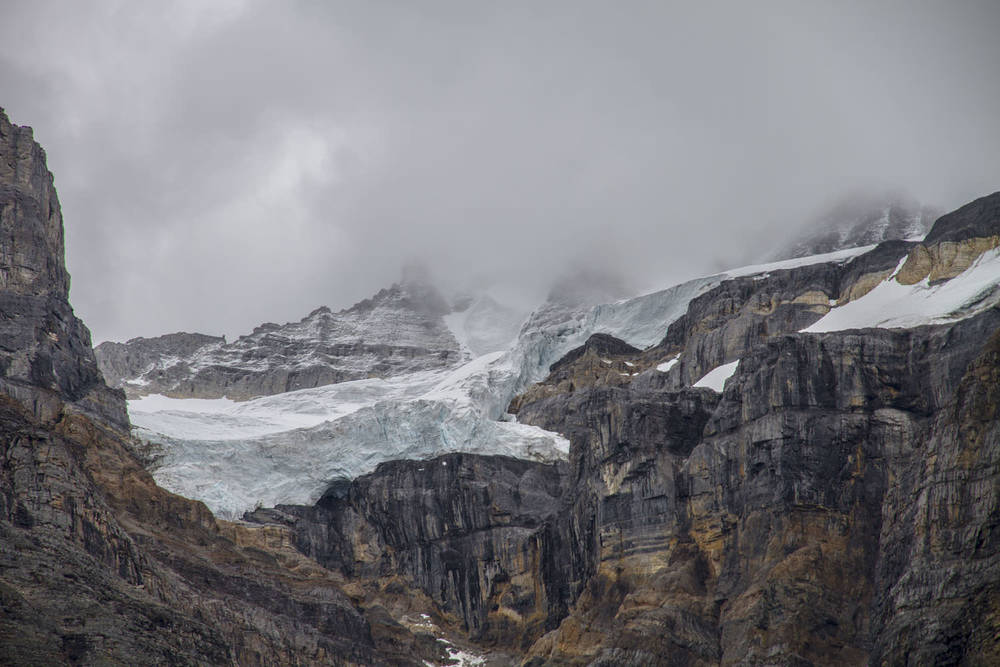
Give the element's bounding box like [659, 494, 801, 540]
[249, 192, 1000, 664]
[0, 397, 405, 665]
[645, 240, 915, 390]
[250, 454, 573, 651]
[508, 333, 645, 412]
[0, 109, 128, 430]
[896, 191, 1000, 285]
[513, 307, 1000, 665]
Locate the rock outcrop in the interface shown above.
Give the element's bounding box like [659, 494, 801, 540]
[508, 333, 644, 412]
[897, 191, 1000, 285]
[645, 240, 917, 391]
[7, 102, 1000, 664]
[0, 109, 127, 430]
[249, 453, 571, 652]
[506, 308, 1000, 664]
[259, 195, 1000, 664]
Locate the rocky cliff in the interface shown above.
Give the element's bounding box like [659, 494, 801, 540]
[0, 110, 127, 430]
[6, 101, 1000, 665]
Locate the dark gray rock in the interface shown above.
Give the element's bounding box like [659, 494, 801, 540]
[0, 108, 439, 666]
[0, 108, 128, 431]
[510, 304, 1000, 664]
[647, 240, 913, 390]
[250, 453, 572, 651]
[549, 333, 641, 374]
[923, 190, 1000, 244]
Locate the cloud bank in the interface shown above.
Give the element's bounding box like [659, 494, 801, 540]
[2, 0, 998, 341]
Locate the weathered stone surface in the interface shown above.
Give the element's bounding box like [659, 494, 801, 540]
[897, 235, 1000, 285]
[8, 103, 1000, 664]
[511, 306, 1000, 665]
[251, 453, 572, 651]
[872, 326, 1000, 665]
[0, 108, 128, 431]
[922, 190, 1000, 245]
[508, 334, 645, 413]
[897, 191, 1000, 285]
[644, 240, 914, 391]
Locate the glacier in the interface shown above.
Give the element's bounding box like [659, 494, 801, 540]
[128, 245, 908, 518]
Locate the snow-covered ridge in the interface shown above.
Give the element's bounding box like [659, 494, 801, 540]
[98, 279, 532, 401]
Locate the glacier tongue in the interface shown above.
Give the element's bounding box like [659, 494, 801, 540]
[130, 271, 725, 518]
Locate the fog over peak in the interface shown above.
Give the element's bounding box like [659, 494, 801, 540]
[1, 1, 997, 343]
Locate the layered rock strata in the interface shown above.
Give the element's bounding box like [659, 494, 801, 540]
[249, 454, 572, 651]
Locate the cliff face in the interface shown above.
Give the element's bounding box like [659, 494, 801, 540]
[511, 195, 1000, 664]
[509, 315, 999, 665]
[0, 110, 127, 430]
[250, 454, 572, 652]
[0, 109, 448, 666]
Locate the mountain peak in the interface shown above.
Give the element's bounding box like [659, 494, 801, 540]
[773, 190, 940, 261]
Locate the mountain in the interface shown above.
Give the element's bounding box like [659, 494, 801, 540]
[5, 102, 1000, 664]
[772, 191, 939, 260]
[95, 277, 466, 400]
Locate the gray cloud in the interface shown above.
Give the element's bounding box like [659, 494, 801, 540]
[2, 0, 998, 342]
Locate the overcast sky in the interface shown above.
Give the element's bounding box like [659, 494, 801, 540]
[2, 1, 998, 343]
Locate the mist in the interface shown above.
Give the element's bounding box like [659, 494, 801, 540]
[1, 0, 998, 342]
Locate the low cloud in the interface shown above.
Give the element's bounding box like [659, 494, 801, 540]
[2, 0, 998, 341]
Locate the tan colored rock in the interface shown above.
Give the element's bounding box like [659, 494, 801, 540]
[838, 269, 893, 303]
[897, 235, 1000, 285]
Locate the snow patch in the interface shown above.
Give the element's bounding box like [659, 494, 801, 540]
[723, 245, 876, 279]
[693, 361, 740, 392]
[656, 357, 679, 373]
